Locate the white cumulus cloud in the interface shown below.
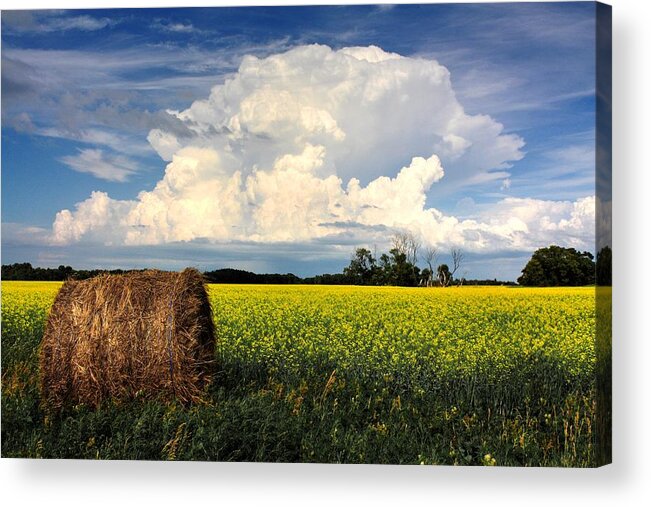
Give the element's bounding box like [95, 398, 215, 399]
[49, 44, 594, 254]
[147, 44, 524, 186]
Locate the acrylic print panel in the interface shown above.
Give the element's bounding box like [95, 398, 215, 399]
[1, 2, 611, 466]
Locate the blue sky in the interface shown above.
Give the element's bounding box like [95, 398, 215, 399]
[1, 3, 599, 280]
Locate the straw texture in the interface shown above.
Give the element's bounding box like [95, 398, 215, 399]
[39, 268, 215, 410]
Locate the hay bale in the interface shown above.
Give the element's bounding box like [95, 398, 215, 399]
[39, 268, 215, 410]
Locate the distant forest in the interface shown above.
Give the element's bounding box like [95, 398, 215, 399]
[2, 240, 611, 287]
[0, 262, 516, 286]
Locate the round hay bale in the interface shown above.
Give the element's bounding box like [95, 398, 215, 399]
[39, 268, 215, 410]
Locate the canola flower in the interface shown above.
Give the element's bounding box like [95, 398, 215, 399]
[1, 282, 61, 371]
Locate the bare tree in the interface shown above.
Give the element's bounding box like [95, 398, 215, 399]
[408, 236, 421, 268]
[391, 231, 421, 265]
[450, 248, 465, 284]
[391, 231, 422, 283]
[391, 232, 408, 257]
[422, 246, 438, 287]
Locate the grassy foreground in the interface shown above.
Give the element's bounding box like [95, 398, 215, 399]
[2, 282, 598, 465]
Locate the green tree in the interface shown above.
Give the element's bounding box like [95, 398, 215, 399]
[343, 248, 377, 285]
[387, 248, 420, 286]
[420, 267, 433, 287]
[343, 241, 421, 287]
[437, 264, 452, 287]
[518, 245, 595, 286]
[374, 253, 393, 285]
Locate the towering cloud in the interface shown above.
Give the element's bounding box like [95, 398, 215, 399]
[51, 44, 593, 253]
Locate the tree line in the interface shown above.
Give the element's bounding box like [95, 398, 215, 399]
[203, 268, 302, 284]
[1, 263, 138, 281]
[0, 263, 304, 284]
[1, 241, 611, 287]
[337, 232, 471, 287]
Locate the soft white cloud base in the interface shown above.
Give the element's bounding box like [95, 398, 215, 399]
[50, 44, 594, 253]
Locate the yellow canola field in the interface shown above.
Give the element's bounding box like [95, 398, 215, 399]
[2, 282, 596, 393]
[209, 284, 596, 389]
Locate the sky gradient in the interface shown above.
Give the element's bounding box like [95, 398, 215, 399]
[1, 3, 599, 280]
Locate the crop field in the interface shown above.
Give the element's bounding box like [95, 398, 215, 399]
[2, 282, 599, 465]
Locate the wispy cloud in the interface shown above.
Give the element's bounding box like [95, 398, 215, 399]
[40, 127, 154, 157]
[151, 18, 197, 34]
[6, 111, 36, 132]
[406, 4, 595, 124]
[375, 5, 396, 13]
[0, 35, 297, 164]
[43, 15, 112, 32]
[1, 223, 52, 247]
[1, 44, 236, 161]
[1, 11, 114, 33]
[509, 141, 596, 200]
[60, 148, 139, 182]
[1, 36, 295, 104]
